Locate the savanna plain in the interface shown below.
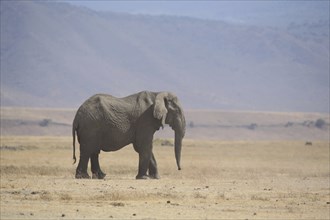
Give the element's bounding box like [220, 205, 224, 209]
[1, 137, 329, 219]
[0, 108, 329, 219]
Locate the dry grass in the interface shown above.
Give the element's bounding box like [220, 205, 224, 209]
[0, 136, 329, 219]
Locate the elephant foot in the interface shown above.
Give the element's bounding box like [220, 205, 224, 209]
[148, 174, 160, 179]
[92, 170, 106, 179]
[75, 170, 91, 179]
[136, 174, 160, 180]
[136, 175, 149, 180]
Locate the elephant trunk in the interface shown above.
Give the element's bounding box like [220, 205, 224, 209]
[174, 130, 183, 170]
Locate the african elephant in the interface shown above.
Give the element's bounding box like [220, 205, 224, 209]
[72, 91, 186, 179]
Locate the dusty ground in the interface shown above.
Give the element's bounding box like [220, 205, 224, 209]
[0, 136, 329, 219]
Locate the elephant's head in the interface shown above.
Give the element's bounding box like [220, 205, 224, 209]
[153, 92, 186, 170]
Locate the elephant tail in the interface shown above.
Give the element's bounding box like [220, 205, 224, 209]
[72, 121, 77, 164]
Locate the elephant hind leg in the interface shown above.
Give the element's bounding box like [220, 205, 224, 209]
[91, 152, 106, 179]
[76, 151, 91, 179]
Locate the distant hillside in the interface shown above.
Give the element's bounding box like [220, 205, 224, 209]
[1, 1, 329, 112]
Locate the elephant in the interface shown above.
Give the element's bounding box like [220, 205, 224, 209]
[72, 91, 186, 179]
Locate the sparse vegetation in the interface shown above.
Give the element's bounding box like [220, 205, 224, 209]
[247, 123, 258, 130]
[285, 122, 294, 127]
[154, 138, 174, 147]
[303, 120, 314, 127]
[39, 192, 52, 201]
[160, 139, 173, 147]
[59, 193, 72, 201]
[251, 195, 270, 201]
[194, 192, 207, 199]
[315, 118, 326, 129]
[39, 118, 52, 127]
[110, 202, 125, 207]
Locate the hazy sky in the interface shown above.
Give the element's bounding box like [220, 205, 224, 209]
[65, 1, 329, 26]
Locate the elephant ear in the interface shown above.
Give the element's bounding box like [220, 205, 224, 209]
[153, 92, 172, 128]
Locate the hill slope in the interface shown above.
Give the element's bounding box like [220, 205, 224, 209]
[1, 1, 329, 111]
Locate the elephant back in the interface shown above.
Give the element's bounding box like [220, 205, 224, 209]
[76, 94, 133, 133]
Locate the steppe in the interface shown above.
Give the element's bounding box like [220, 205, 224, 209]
[1, 108, 329, 219]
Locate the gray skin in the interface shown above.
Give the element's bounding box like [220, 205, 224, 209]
[72, 91, 186, 179]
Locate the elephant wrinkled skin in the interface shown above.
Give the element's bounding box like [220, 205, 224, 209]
[72, 91, 186, 179]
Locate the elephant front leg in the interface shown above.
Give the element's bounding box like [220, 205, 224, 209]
[135, 131, 155, 180]
[91, 153, 106, 179]
[136, 151, 151, 179]
[148, 153, 160, 179]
